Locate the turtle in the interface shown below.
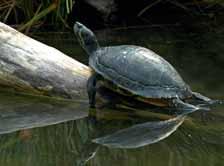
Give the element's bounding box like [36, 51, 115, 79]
[73, 22, 218, 112]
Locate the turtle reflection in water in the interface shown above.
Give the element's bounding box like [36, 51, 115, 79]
[74, 22, 219, 112]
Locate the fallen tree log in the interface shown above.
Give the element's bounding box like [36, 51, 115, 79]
[0, 22, 91, 99]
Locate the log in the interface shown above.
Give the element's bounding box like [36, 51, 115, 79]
[0, 22, 91, 99]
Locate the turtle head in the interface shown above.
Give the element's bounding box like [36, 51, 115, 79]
[74, 22, 99, 56]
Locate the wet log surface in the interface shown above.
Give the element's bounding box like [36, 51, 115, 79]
[0, 22, 91, 99]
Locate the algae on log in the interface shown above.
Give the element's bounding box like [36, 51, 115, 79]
[0, 22, 91, 99]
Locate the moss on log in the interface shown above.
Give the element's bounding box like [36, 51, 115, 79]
[0, 22, 91, 99]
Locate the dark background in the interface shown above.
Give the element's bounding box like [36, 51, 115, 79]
[0, 0, 223, 33]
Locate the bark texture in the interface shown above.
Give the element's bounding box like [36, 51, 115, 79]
[0, 22, 91, 99]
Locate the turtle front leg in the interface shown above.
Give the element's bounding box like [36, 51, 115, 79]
[87, 73, 98, 108]
[171, 98, 201, 115]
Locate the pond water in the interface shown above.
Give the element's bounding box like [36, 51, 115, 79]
[0, 26, 224, 166]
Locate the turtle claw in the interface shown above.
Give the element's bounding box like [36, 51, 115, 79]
[209, 99, 223, 105]
[192, 92, 223, 106]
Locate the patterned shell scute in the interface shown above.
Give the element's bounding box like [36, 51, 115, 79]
[89, 45, 191, 98]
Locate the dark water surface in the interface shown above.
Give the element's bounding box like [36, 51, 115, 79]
[0, 27, 224, 166]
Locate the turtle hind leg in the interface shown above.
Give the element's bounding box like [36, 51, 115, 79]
[87, 73, 98, 108]
[192, 92, 222, 105]
[171, 98, 201, 115]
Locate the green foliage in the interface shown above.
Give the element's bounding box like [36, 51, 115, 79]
[0, 0, 75, 33]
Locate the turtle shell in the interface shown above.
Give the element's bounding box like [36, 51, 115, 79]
[89, 45, 192, 99]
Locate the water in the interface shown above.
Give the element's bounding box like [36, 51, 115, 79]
[0, 26, 224, 166]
